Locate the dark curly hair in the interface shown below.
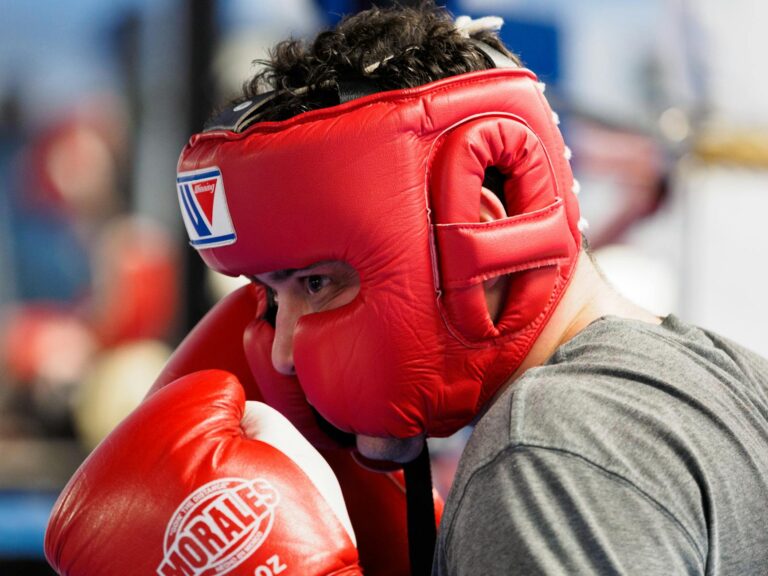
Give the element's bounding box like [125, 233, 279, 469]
[238, 1, 522, 121]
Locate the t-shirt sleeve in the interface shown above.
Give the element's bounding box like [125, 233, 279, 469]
[435, 445, 705, 576]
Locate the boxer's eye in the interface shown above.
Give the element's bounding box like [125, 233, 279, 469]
[303, 275, 330, 295]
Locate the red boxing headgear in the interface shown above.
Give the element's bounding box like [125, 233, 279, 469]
[176, 67, 581, 439]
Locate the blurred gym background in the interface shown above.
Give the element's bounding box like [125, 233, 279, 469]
[2, 0, 768, 573]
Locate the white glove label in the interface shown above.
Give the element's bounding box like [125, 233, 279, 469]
[255, 554, 288, 576]
[177, 166, 237, 249]
[157, 477, 279, 576]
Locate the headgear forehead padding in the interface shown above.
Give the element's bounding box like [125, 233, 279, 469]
[176, 68, 581, 439]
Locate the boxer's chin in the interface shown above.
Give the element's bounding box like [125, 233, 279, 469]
[355, 434, 425, 467]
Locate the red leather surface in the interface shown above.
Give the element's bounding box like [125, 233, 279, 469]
[434, 198, 569, 289]
[177, 68, 581, 439]
[45, 371, 361, 575]
[151, 285, 442, 576]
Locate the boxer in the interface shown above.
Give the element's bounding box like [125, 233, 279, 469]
[48, 4, 768, 575]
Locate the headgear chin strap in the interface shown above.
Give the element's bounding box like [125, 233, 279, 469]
[176, 59, 581, 439]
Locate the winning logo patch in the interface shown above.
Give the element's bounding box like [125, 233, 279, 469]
[177, 167, 236, 249]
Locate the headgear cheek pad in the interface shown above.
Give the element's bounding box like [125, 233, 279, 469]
[176, 68, 581, 439]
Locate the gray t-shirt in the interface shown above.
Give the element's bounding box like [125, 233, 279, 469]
[433, 315, 768, 575]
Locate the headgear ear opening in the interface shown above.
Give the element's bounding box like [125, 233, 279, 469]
[428, 114, 574, 344]
[481, 166, 507, 207]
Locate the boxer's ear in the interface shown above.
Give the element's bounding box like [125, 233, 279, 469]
[479, 185, 507, 222]
[479, 186, 509, 296]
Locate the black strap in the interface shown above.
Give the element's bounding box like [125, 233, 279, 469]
[203, 91, 278, 132]
[336, 78, 381, 104]
[404, 443, 437, 576]
[203, 77, 380, 134]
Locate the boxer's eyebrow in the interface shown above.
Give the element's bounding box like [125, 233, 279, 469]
[264, 261, 336, 283]
[268, 268, 297, 282]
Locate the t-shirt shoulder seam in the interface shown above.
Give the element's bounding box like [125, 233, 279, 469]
[441, 442, 706, 565]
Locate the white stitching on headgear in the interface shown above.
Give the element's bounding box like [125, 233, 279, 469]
[454, 15, 505, 37]
[572, 178, 581, 196]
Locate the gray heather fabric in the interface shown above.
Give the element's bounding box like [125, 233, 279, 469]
[433, 315, 768, 575]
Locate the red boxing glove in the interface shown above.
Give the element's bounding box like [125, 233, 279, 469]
[45, 370, 361, 576]
[148, 283, 264, 401]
